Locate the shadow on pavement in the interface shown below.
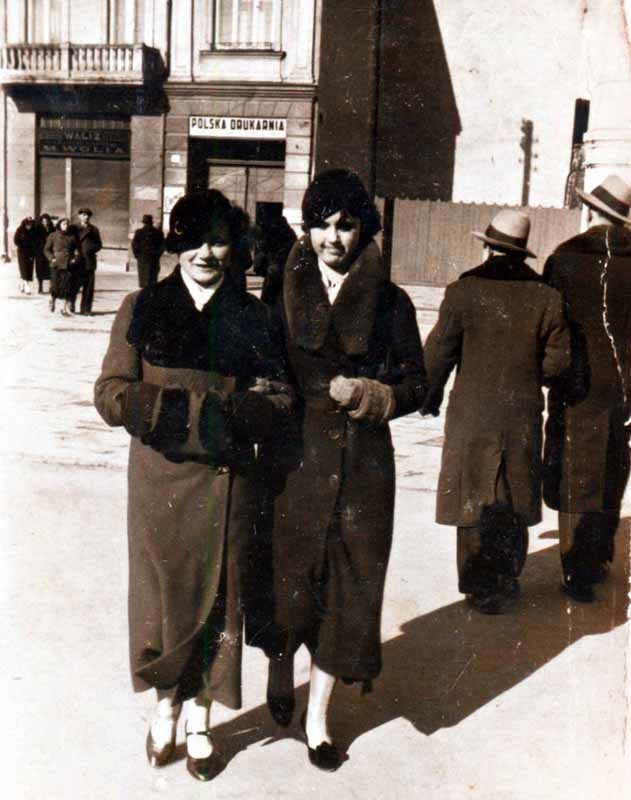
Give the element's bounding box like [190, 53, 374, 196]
[200, 526, 629, 767]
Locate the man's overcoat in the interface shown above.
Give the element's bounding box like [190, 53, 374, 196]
[94, 268, 291, 705]
[543, 225, 631, 512]
[423, 256, 570, 527]
[132, 225, 165, 288]
[265, 239, 427, 681]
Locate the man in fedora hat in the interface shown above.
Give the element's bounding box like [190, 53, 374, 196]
[543, 174, 631, 602]
[74, 207, 102, 315]
[422, 209, 570, 613]
[132, 214, 165, 288]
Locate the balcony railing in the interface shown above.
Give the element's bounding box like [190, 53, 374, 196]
[0, 43, 163, 85]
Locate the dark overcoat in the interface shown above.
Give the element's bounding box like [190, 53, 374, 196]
[265, 239, 426, 681]
[543, 225, 631, 512]
[14, 223, 37, 280]
[131, 225, 164, 287]
[34, 220, 54, 281]
[94, 268, 291, 704]
[76, 223, 102, 271]
[44, 229, 79, 299]
[423, 256, 570, 527]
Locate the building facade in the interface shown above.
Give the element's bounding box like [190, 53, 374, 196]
[0, 0, 318, 255]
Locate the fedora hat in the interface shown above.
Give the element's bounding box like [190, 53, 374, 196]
[77, 207, 93, 217]
[472, 209, 536, 258]
[576, 174, 631, 224]
[141, 214, 153, 224]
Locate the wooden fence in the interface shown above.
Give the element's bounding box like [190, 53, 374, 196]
[382, 200, 581, 285]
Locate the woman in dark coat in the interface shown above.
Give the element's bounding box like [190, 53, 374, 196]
[44, 218, 79, 316]
[422, 210, 570, 613]
[262, 170, 427, 771]
[34, 213, 54, 293]
[14, 216, 37, 294]
[94, 189, 292, 782]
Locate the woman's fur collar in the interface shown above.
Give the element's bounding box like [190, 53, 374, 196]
[283, 238, 387, 355]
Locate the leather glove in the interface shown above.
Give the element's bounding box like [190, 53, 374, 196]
[329, 375, 364, 409]
[347, 378, 396, 425]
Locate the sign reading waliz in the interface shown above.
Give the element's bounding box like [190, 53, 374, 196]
[38, 117, 131, 159]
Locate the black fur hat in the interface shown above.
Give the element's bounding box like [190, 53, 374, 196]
[165, 189, 250, 254]
[301, 168, 381, 241]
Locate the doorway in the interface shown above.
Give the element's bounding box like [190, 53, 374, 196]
[207, 161, 285, 221]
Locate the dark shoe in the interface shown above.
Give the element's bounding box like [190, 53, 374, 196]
[185, 728, 222, 782]
[267, 693, 295, 727]
[561, 579, 595, 603]
[300, 711, 343, 772]
[146, 723, 176, 768]
[267, 659, 295, 726]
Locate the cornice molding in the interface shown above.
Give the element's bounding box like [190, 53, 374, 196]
[165, 81, 316, 101]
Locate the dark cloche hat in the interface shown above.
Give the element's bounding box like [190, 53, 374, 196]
[301, 168, 381, 239]
[165, 189, 249, 254]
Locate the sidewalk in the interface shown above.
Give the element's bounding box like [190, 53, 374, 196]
[1, 261, 629, 800]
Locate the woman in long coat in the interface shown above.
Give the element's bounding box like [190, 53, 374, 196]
[34, 213, 54, 293]
[422, 210, 570, 613]
[14, 216, 37, 294]
[94, 189, 292, 782]
[44, 218, 79, 315]
[262, 169, 427, 771]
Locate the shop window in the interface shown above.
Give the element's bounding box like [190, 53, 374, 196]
[212, 0, 281, 50]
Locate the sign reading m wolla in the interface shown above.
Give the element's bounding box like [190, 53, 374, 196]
[189, 116, 287, 140]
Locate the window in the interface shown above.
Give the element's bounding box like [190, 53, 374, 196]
[213, 0, 281, 50]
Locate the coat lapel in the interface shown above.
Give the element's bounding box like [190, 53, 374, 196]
[284, 239, 386, 355]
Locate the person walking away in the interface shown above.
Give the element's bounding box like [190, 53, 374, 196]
[34, 214, 54, 293]
[543, 174, 631, 603]
[75, 207, 102, 315]
[252, 206, 297, 306]
[422, 210, 570, 614]
[94, 189, 293, 782]
[131, 214, 165, 288]
[14, 217, 37, 295]
[44, 218, 79, 316]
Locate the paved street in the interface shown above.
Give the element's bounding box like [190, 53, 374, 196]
[1, 261, 629, 799]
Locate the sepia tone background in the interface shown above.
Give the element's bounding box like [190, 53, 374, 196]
[2, 1, 631, 798]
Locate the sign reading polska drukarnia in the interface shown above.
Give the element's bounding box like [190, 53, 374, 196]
[188, 116, 287, 140]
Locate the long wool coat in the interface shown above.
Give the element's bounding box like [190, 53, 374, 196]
[543, 225, 631, 512]
[264, 239, 427, 682]
[94, 268, 291, 704]
[423, 256, 570, 527]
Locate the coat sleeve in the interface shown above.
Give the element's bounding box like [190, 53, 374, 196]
[541, 290, 571, 383]
[131, 230, 141, 258]
[44, 233, 55, 264]
[384, 288, 428, 419]
[421, 285, 463, 416]
[224, 307, 295, 442]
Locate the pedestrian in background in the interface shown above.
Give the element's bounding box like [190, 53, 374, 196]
[44, 217, 79, 316]
[74, 207, 102, 315]
[131, 214, 164, 288]
[422, 210, 570, 614]
[543, 174, 631, 603]
[94, 189, 293, 782]
[260, 169, 427, 772]
[34, 213, 54, 294]
[14, 216, 37, 295]
[252, 206, 297, 306]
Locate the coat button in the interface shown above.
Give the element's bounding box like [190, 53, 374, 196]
[329, 473, 339, 486]
[329, 428, 341, 440]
